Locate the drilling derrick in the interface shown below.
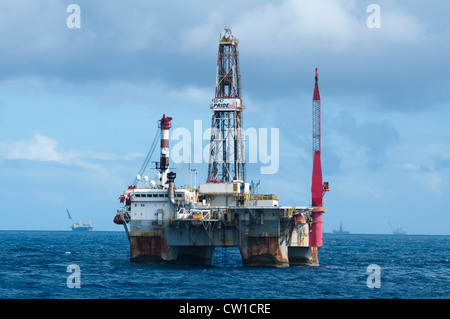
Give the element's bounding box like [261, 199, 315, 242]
[309, 68, 330, 261]
[207, 28, 245, 182]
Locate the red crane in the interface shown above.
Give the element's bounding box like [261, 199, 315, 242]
[309, 68, 330, 256]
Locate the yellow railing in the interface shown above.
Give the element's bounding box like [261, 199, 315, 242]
[233, 194, 278, 201]
[283, 207, 295, 218]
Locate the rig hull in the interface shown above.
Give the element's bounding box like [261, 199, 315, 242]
[71, 226, 93, 232]
[119, 194, 319, 267]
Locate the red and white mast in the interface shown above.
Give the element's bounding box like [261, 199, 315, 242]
[309, 68, 329, 257]
[311, 68, 323, 209]
[158, 114, 172, 188]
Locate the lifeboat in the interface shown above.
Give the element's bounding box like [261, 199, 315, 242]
[113, 214, 123, 224]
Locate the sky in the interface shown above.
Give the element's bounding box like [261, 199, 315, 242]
[0, 0, 449, 234]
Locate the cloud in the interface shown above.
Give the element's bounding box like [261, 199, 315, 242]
[0, 1, 428, 69]
[234, 0, 361, 54]
[0, 134, 62, 162]
[381, 9, 427, 43]
[399, 163, 430, 173]
[433, 155, 450, 171]
[401, 167, 446, 198]
[329, 111, 399, 169]
[0, 75, 213, 114]
[0, 134, 142, 171]
[0, 0, 443, 117]
[183, 0, 427, 57]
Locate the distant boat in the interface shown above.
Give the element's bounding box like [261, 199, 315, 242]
[392, 228, 407, 235]
[67, 209, 93, 231]
[389, 222, 406, 235]
[333, 221, 350, 234]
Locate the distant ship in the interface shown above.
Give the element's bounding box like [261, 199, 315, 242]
[67, 209, 93, 231]
[333, 221, 350, 234]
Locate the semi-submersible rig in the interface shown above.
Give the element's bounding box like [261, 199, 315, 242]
[114, 28, 329, 267]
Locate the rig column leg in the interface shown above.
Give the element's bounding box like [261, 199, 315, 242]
[239, 237, 289, 268]
[310, 247, 319, 266]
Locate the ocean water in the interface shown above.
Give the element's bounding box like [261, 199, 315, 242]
[0, 231, 448, 299]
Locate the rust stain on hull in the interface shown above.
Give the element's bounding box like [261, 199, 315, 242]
[130, 235, 170, 263]
[240, 237, 289, 268]
[130, 235, 215, 265]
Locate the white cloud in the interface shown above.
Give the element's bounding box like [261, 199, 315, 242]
[180, 0, 427, 57]
[178, 10, 225, 54]
[236, 0, 360, 52]
[88, 80, 213, 110]
[0, 134, 62, 162]
[167, 85, 212, 105]
[381, 10, 426, 43]
[404, 169, 446, 197]
[0, 134, 142, 171]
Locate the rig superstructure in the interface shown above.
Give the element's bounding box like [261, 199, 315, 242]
[114, 29, 329, 267]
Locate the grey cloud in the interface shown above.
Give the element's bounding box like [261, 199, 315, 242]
[433, 155, 450, 171]
[330, 111, 399, 169]
[0, 0, 449, 115]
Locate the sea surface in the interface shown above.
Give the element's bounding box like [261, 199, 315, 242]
[0, 231, 448, 299]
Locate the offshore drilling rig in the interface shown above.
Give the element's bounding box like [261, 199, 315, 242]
[114, 28, 329, 267]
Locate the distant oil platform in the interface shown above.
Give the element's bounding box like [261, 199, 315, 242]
[389, 222, 406, 235]
[333, 221, 350, 234]
[66, 209, 93, 231]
